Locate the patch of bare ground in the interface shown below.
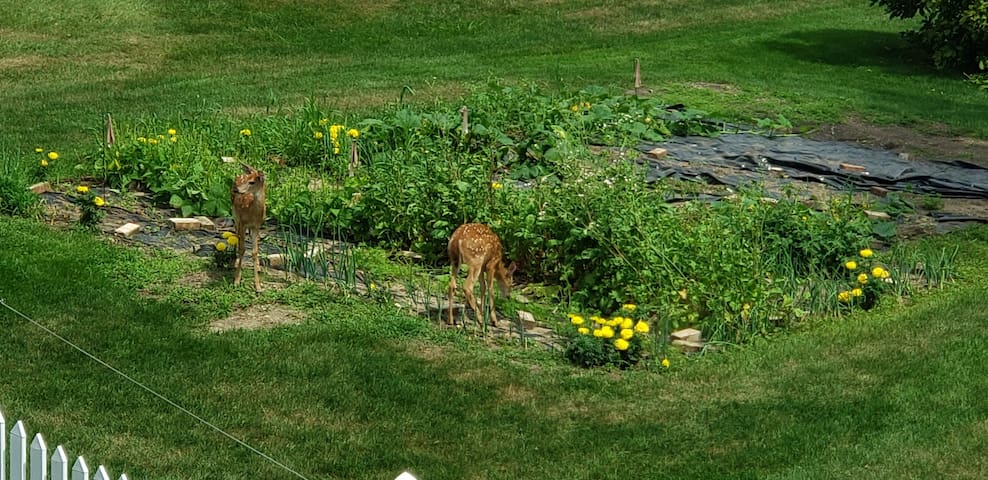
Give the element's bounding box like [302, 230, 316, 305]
[809, 117, 988, 167]
[209, 303, 306, 332]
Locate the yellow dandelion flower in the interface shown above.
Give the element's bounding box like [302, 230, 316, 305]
[845, 260, 857, 270]
[93, 196, 105, 207]
[47, 151, 59, 160]
[370, 282, 377, 290]
[76, 185, 89, 194]
[620, 328, 634, 340]
[851, 288, 863, 297]
[149, 138, 159, 145]
[621, 303, 637, 312]
[137, 136, 147, 143]
[577, 327, 590, 335]
[347, 128, 360, 139]
[221, 231, 234, 239]
[329, 125, 343, 140]
[240, 129, 252, 136]
[860, 248, 874, 258]
[857, 273, 869, 284]
[40, 159, 48, 167]
[871, 266, 887, 278]
[227, 236, 239, 247]
[35, 147, 43, 153]
[600, 326, 615, 339]
[491, 181, 503, 190]
[569, 104, 579, 112]
[614, 338, 630, 351]
[170, 136, 178, 143]
[661, 358, 670, 368]
[838, 291, 851, 302]
[313, 131, 324, 139]
[569, 314, 585, 326]
[167, 128, 177, 135]
[215, 241, 227, 252]
[634, 321, 649, 334]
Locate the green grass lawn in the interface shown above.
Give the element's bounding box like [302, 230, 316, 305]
[3, 1, 988, 479]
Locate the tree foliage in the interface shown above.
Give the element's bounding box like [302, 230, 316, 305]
[872, 0, 988, 71]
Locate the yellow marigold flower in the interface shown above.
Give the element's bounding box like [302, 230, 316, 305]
[569, 314, 584, 325]
[76, 185, 89, 194]
[313, 131, 324, 139]
[347, 128, 360, 138]
[592, 328, 604, 338]
[872, 266, 887, 279]
[221, 231, 234, 239]
[838, 291, 851, 302]
[591, 315, 605, 324]
[577, 327, 590, 335]
[860, 248, 874, 258]
[600, 326, 615, 339]
[634, 320, 649, 334]
[621, 303, 637, 312]
[227, 236, 239, 247]
[620, 317, 633, 329]
[329, 125, 343, 140]
[240, 129, 252, 136]
[608, 318, 622, 327]
[491, 181, 503, 190]
[47, 151, 59, 160]
[35, 147, 43, 153]
[857, 273, 869, 284]
[215, 241, 227, 252]
[661, 358, 670, 368]
[851, 288, 863, 297]
[620, 328, 634, 340]
[93, 196, 105, 207]
[614, 338, 630, 351]
[167, 128, 176, 135]
[845, 260, 857, 270]
[40, 159, 48, 167]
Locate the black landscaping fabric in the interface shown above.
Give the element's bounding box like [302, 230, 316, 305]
[639, 134, 988, 199]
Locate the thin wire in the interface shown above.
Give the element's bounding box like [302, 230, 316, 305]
[0, 298, 314, 480]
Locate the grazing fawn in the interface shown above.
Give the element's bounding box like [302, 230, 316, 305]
[447, 223, 517, 328]
[231, 163, 266, 292]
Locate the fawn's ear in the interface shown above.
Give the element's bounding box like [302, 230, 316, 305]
[240, 163, 256, 174]
[506, 261, 518, 275]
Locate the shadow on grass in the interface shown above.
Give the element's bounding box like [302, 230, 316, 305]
[763, 28, 940, 77]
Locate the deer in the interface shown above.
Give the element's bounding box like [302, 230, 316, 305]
[231, 163, 266, 293]
[447, 223, 517, 329]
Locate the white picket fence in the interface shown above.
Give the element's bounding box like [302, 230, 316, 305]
[1, 407, 127, 480]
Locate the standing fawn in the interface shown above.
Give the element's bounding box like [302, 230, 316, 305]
[231, 163, 266, 293]
[447, 223, 517, 328]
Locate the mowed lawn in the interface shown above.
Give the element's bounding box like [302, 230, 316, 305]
[3, 1, 988, 479]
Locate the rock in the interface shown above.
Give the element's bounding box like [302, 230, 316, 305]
[516, 310, 536, 330]
[869, 186, 889, 197]
[672, 339, 705, 353]
[194, 216, 215, 231]
[839, 163, 867, 173]
[266, 253, 286, 269]
[864, 210, 891, 220]
[114, 223, 142, 238]
[28, 182, 51, 194]
[169, 218, 201, 231]
[670, 327, 702, 343]
[646, 147, 668, 160]
[221, 156, 236, 164]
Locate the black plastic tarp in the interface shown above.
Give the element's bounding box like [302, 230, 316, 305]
[639, 134, 988, 199]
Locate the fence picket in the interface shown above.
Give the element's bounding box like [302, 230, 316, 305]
[51, 446, 68, 480]
[11, 421, 28, 480]
[29, 434, 47, 480]
[1, 408, 6, 480]
[70, 457, 88, 480]
[92, 467, 109, 480]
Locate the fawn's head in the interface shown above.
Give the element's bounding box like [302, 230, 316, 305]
[234, 163, 265, 194]
[496, 261, 518, 298]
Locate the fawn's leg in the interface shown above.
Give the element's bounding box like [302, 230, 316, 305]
[462, 264, 483, 328]
[233, 225, 245, 287]
[251, 227, 262, 293]
[447, 261, 459, 325]
[484, 264, 498, 327]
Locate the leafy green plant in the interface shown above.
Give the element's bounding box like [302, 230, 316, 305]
[70, 185, 107, 230]
[562, 304, 654, 369]
[836, 248, 892, 311]
[0, 158, 42, 218]
[871, 0, 988, 71]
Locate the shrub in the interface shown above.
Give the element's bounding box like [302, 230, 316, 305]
[872, 0, 988, 71]
[562, 305, 653, 369]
